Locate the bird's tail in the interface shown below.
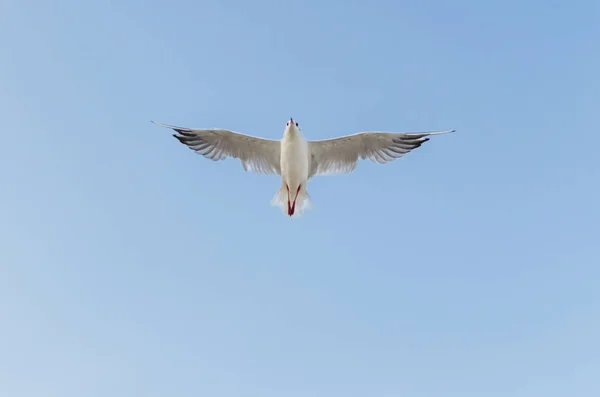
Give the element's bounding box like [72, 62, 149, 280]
[270, 182, 313, 218]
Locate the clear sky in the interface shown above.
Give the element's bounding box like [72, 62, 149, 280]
[1, 0, 599, 396]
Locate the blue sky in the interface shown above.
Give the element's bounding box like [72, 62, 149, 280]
[1, 0, 599, 396]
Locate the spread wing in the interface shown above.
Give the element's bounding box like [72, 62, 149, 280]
[308, 129, 454, 177]
[153, 121, 282, 175]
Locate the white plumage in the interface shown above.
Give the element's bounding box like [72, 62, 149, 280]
[153, 118, 454, 217]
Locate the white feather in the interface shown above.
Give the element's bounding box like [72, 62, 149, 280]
[151, 121, 281, 175]
[153, 120, 453, 217]
[308, 129, 455, 177]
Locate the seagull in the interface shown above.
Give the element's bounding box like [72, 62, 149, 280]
[152, 118, 454, 217]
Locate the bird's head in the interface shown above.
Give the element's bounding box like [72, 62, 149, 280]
[285, 117, 300, 132]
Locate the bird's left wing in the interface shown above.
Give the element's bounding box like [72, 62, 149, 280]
[308, 129, 454, 177]
[153, 121, 282, 175]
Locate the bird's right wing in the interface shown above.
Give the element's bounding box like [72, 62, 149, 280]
[153, 121, 282, 175]
[308, 129, 454, 177]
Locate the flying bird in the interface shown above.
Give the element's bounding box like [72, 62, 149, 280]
[153, 118, 454, 217]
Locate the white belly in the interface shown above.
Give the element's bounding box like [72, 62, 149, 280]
[281, 134, 309, 185]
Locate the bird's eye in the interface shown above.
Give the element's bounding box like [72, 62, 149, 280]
[295, 122, 299, 127]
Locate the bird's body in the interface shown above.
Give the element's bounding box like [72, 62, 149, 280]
[153, 118, 454, 217]
[277, 124, 311, 216]
[281, 122, 310, 189]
